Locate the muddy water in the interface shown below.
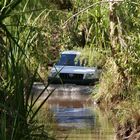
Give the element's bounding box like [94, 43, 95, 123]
[33, 83, 115, 140]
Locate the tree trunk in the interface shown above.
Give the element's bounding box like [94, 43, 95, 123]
[109, 0, 128, 85]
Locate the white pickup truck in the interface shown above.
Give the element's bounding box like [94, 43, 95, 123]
[48, 50, 101, 85]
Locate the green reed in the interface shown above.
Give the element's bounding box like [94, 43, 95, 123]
[0, 0, 57, 139]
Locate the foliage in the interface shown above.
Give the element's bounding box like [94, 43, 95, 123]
[93, 0, 140, 139]
[0, 0, 57, 139]
[62, 0, 109, 49]
[96, 0, 140, 101]
[1, 0, 140, 139]
[75, 46, 107, 67]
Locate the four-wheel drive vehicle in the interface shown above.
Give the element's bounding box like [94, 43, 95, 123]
[48, 51, 101, 85]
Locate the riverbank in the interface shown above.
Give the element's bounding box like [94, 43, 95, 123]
[94, 60, 140, 140]
[96, 99, 140, 140]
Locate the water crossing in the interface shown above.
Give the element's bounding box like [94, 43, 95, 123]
[33, 83, 115, 140]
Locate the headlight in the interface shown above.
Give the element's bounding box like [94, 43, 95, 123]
[85, 73, 96, 79]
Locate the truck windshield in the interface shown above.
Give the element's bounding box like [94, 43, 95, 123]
[56, 54, 82, 66]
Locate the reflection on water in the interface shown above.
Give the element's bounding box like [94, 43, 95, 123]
[33, 83, 115, 140]
[52, 107, 95, 129]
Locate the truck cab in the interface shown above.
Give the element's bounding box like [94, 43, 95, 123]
[48, 51, 100, 85]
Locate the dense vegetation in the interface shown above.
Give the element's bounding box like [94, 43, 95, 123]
[95, 1, 140, 139]
[0, 0, 140, 139]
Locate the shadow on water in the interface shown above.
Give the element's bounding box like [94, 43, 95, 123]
[33, 83, 115, 140]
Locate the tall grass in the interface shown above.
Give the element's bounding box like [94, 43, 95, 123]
[0, 0, 57, 139]
[92, 0, 140, 139]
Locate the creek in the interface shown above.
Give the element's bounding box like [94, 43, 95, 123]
[33, 83, 115, 140]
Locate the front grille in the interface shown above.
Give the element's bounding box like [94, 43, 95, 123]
[59, 73, 83, 80]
